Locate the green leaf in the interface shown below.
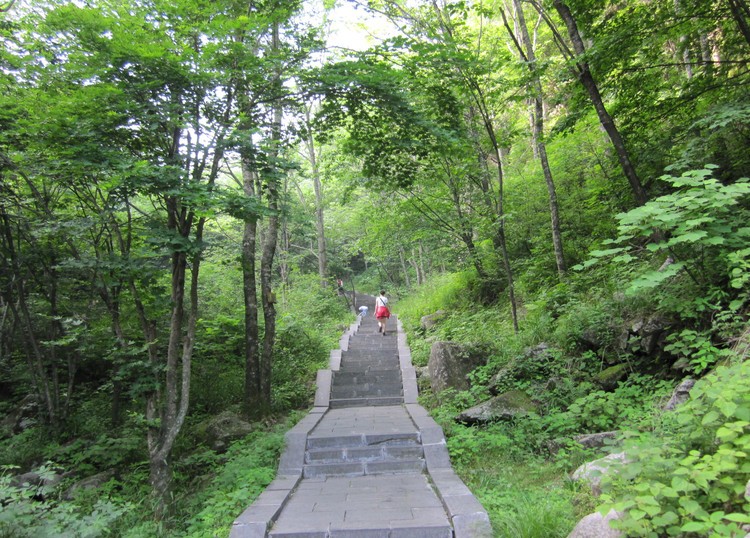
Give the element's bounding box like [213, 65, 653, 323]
[724, 513, 750, 523]
[680, 521, 708, 532]
[701, 410, 720, 425]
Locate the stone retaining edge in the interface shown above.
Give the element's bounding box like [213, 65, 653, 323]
[230, 313, 361, 537]
[397, 322, 494, 538]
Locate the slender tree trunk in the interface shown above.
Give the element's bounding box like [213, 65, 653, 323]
[304, 107, 328, 288]
[242, 159, 261, 418]
[429, 0, 519, 331]
[399, 247, 411, 287]
[552, 0, 649, 205]
[512, 0, 566, 276]
[409, 251, 421, 285]
[727, 0, 750, 47]
[258, 20, 283, 415]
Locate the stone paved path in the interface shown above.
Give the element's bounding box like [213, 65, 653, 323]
[230, 294, 492, 537]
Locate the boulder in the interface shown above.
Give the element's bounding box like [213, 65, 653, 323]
[200, 411, 253, 452]
[638, 317, 669, 355]
[593, 364, 628, 391]
[428, 341, 485, 393]
[567, 510, 624, 538]
[573, 431, 619, 450]
[578, 327, 611, 353]
[415, 366, 430, 380]
[11, 467, 65, 499]
[662, 378, 696, 411]
[456, 390, 538, 425]
[572, 452, 629, 496]
[546, 431, 619, 456]
[0, 395, 38, 439]
[626, 316, 670, 356]
[64, 470, 116, 500]
[420, 310, 446, 331]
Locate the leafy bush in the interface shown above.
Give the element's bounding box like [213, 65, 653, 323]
[578, 167, 750, 314]
[395, 271, 478, 328]
[0, 464, 130, 537]
[179, 421, 288, 537]
[272, 321, 328, 411]
[553, 375, 673, 436]
[601, 359, 750, 537]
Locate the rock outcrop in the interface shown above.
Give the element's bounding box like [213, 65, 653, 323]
[593, 364, 628, 391]
[428, 341, 485, 393]
[456, 390, 537, 424]
[567, 510, 624, 538]
[420, 310, 446, 331]
[662, 378, 696, 411]
[199, 410, 253, 452]
[64, 470, 116, 500]
[572, 452, 629, 496]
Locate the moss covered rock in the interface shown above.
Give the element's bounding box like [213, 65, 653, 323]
[593, 364, 628, 390]
[455, 390, 538, 424]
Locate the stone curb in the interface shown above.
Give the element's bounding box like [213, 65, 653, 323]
[396, 319, 419, 405]
[231, 411, 325, 538]
[398, 325, 494, 538]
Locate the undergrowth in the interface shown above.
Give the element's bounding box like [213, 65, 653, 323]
[396, 265, 750, 537]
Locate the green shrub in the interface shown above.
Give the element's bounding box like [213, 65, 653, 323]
[179, 421, 288, 537]
[0, 464, 130, 537]
[601, 359, 750, 537]
[395, 271, 478, 328]
[554, 375, 673, 436]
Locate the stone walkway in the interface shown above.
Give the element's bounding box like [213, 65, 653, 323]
[230, 295, 492, 537]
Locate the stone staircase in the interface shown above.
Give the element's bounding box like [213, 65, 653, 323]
[329, 324, 404, 408]
[230, 294, 493, 538]
[302, 432, 425, 478]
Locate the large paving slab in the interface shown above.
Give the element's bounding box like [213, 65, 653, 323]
[309, 406, 417, 438]
[268, 474, 452, 538]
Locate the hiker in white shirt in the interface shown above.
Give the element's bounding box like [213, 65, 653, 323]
[375, 290, 391, 336]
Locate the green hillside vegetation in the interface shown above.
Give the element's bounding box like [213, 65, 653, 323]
[1, 0, 749, 536]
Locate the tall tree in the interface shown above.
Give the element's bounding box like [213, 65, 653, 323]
[506, 0, 566, 276]
[300, 102, 329, 288]
[549, 0, 649, 205]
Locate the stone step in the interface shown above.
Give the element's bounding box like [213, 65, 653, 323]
[340, 355, 400, 363]
[343, 350, 398, 358]
[333, 371, 402, 383]
[346, 340, 397, 347]
[306, 432, 421, 450]
[305, 444, 424, 464]
[336, 360, 401, 375]
[329, 396, 405, 408]
[330, 385, 403, 399]
[337, 363, 400, 373]
[269, 522, 452, 538]
[302, 458, 426, 478]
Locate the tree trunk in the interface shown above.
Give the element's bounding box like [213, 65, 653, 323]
[242, 159, 261, 418]
[409, 250, 421, 286]
[258, 20, 283, 415]
[512, 0, 566, 277]
[727, 0, 750, 48]
[304, 106, 329, 289]
[399, 247, 411, 287]
[148, 451, 171, 521]
[552, 0, 649, 205]
[429, 0, 519, 331]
